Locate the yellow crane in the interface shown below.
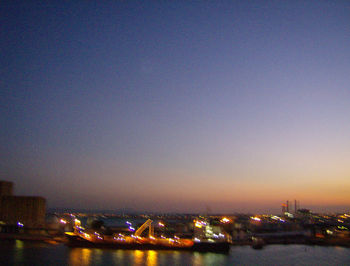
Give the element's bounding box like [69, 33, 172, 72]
[134, 219, 154, 237]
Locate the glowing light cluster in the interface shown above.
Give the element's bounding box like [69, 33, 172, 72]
[220, 217, 231, 223]
[271, 216, 285, 222]
[194, 220, 207, 228]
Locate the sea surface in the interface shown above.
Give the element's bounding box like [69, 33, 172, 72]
[1, 240, 350, 265]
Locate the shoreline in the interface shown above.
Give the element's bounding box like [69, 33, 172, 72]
[1, 233, 349, 249]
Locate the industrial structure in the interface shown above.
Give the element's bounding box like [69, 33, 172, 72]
[0, 181, 46, 229]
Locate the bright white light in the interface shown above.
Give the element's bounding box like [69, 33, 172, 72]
[220, 217, 231, 223]
[250, 217, 261, 221]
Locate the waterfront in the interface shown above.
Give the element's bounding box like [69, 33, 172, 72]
[1, 240, 350, 265]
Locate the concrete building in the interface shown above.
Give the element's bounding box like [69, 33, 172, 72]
[0, 181, 13, 196]
[0, 181, 46, 228]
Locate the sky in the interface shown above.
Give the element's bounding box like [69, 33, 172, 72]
[1, 1, 350, 214]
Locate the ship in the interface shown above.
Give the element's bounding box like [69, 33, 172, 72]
[65, 218, 230, 253]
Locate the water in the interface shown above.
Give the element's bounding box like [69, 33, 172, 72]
[1, 240, 350, 265]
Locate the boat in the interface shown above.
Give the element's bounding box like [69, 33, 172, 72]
[65, 219, 230, 253]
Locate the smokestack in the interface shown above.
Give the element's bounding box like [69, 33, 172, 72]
[286, 200, 289, 213]
[294, 200, 297, 213]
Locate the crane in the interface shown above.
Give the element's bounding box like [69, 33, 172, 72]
[134, 219, 154, 237]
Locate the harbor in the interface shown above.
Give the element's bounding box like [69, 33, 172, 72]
[2, 240, 350, 266]
[64, 218, 230, 253]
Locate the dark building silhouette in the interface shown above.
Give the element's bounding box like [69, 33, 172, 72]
[0, 181, 13, 196]
[0, 181, 46, 228]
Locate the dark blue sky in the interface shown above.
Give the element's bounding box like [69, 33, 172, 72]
[1, 1, 350, 213]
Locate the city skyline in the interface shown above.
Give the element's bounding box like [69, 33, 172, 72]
[1, 1, 350, 213]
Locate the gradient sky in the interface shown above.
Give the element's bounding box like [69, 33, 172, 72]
[1, 1, 350, 213]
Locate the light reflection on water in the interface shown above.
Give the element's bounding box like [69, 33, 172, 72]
[146, 250, 158, 266]
[67, 247, 228, 266]
[112, 249, 125, 264]
[2, 241, 350, 266]
[192, 252, 203, 266]
[69, 248, 92, 265]
[14, 240, 24, 265]
[133, 250, 144, 266]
